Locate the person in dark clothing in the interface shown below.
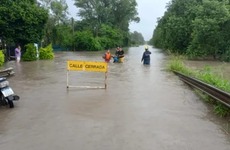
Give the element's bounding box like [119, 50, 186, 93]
[113, 47, 125, 63]
[117, 47, 124, 63]
[117, 47, 124, 58]
[113, 47, 120, 63]
[115, 47, 120, 56]
[141, 46, 151, 65]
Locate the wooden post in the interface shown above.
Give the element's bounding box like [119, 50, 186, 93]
[67, 70, 69, 88]
[105, 71, 107, 89]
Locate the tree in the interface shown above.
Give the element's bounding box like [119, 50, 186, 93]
[50, 0, 69, 25]
[151, 0, 230, 61]
[152, 0, 198, 53]
[0, 0, 48, 46]
[187, 0, 230, 58]
[130, 31, 145, 45]
[97, 24, 124, 48]
[38, 0, 70, 46]
[74, 0, 139, 35]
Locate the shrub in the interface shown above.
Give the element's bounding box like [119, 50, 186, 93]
[39, 44, 54, 60]
[0, 50, 5, 66]
[220, 49, 230, 62]
[74, 31, 102, 51]
[22, 43, 38, 61]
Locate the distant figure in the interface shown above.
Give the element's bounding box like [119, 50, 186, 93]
[15, 45, 21, 62]
[141, 46, 151, 65]
[102, 49, 112, 63]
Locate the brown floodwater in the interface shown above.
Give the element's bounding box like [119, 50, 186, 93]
[184, 60, 230, 81]
[0, 46, 229, 150]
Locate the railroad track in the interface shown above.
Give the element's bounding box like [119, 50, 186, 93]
[173, 71, 230, 108]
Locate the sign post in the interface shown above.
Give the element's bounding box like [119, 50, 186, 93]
[67, 60, 108, 89]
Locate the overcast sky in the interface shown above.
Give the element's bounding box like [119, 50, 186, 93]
[66, 0, 171, 41]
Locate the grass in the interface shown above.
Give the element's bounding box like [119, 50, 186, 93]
[167, 56, 230, 117]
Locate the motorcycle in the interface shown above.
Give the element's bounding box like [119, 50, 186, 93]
[0, 77, 19, 108]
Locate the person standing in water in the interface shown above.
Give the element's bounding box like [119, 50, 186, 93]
[117, 47, 125, 63]
[141, 46, 151, 65]
[113, 47, 120, 63]
[102, 49, 112, 63]
[15, 44, 21, 62]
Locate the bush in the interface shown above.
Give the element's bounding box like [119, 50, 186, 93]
[0, 50, 5, 66]
[220, 49, 230, 62]
[22, 43, 38, 61]
[98, 25, 124, 49]
[39, 44, 54, 60]
[74, 31, 102, 51]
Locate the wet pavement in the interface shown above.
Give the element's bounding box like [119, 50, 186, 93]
[0, 46, 229, 150]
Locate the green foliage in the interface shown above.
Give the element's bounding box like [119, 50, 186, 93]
[73, 0, 139, 48]
[0, 0, 48, 45]
[168, 57, 230, 117]
[97, 24, 124, 48]
[28, 0, 140, 50]
[22, 43, 37, 61]
[74, 0, 139, 32]
[167, 56, 194, 76]
[39, 44, 54, 60]
[130, 31, 145, 45]
[151, 0, 230, 61]
[3, 0, 139, 51]
[196, 66, 230, 92]
[40, 0, 70, 47]
[53, 25, 74, 49]
[74, 31, 102, 51]
[220, 49, 230, 62]
[50, 0, 68, 24]
[152, 0, 196, 53]
[188, 1, 230, 58]
[0, 51, 5, 66]
[214, 103, 230, 117]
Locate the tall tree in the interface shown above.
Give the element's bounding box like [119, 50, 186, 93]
[187, 0, 230, 58]
[50, 0, 69, 24]
[152, 0, 199, 53]
[130, 31, 145, 45]
[74, 0, 139, 35]
[152, 0, 230, 61]
[38, 0, 70, 46]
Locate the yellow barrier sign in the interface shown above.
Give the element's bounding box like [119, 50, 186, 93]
[67, 60, 108, 72]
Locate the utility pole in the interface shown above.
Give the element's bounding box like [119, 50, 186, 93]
[71, 17, 75, 51]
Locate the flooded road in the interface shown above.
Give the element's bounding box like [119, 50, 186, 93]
[0, 46, 229, 150]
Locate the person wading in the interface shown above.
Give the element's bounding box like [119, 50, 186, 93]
[15, 44, 21, 63]
[103, 50, 112, 63]
[141, 46, 151, 65]
[117, 47, 125, 63]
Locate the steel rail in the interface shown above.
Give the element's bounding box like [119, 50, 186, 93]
[173, 71, 230, 108]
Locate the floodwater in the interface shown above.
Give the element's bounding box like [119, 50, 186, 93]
[0, 46, 229, 150]
[184, 60, 230, 81]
